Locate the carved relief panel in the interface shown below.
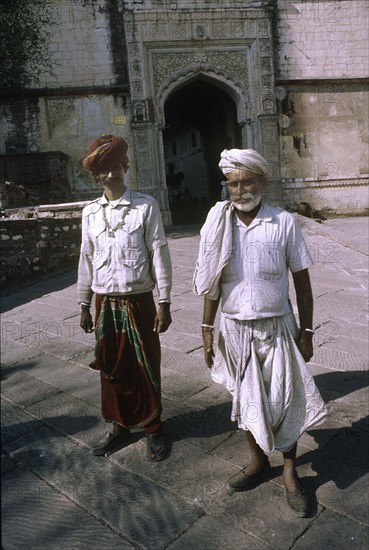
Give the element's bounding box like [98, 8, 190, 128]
[124, 5, 278, 209]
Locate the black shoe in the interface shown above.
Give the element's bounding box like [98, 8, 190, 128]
[227, 460, 271, 492]
[91, 429, 132, 456]
[284, 479, 310, 517]
[146, 433, 168, 462]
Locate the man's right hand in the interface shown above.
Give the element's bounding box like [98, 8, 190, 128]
[202, 330, 215, 369]
[80, 308, 94, 333]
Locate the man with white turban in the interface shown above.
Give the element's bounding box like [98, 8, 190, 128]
[193, 148, 326, 517]
[218, 148, 270, 178]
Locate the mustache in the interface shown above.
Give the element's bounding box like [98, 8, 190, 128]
[102, 176, 122, 184]
[229, 193, 255, 202]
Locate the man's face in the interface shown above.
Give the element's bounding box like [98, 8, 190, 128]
[97, 163, 125, 186]
[226, 169, 267, 212]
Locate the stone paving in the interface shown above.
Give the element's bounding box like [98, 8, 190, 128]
[1, 215, 369, 550]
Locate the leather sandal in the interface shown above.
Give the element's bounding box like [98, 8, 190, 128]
[146, 433, 168, 462]
[227, 459, 271, 492]
[91, 429, 132, 456]
[284, 478, 310, 517]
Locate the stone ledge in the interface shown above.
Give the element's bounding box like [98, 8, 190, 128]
[2, 201, 89, 220]
[282, 176, 369, 189]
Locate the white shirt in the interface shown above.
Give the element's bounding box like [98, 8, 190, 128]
[210, 204, 313, 319]
[77, 188, 172, 304]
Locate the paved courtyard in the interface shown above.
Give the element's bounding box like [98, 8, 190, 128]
[1, 215, 368, 549]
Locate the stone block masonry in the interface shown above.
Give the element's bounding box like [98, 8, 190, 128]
[275, 0, 369, 79]
[0, 204, 86, 289]
[36, 0, 115, 89]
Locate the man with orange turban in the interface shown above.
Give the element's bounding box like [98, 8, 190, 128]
[82, 134, 129, 175]
[78, 134, 172, 461]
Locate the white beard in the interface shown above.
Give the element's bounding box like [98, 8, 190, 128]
[231, 192, 262, 212]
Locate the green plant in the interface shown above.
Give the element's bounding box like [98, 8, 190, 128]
[0, 0, 57, 92]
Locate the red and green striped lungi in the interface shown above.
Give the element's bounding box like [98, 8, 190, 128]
[93, 292, 162, 429]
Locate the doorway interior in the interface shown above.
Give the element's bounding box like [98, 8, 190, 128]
[163, 79, 241, 225]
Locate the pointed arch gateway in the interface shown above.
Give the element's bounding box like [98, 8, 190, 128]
[159, 73, 245, 225]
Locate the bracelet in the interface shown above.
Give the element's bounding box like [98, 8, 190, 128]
[201, 323, 214, 330]
[158, 299, 171, 304]
[80, 302, 91, 309]
[303, 328, 315, 334]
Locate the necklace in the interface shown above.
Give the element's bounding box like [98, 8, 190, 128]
[102, 205, 129, 237]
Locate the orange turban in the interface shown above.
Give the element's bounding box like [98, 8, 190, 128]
[83, 134, 129, 174]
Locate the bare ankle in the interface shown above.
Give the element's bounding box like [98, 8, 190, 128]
[243, 456, 267, 475]
[283, 469, 300, 492]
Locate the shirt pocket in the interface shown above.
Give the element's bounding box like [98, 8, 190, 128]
[117, 255, 147, 284]
[116, 224, 146, 282]
[254, 242, 285, 281]
[251, 277, 288, 314]
[88, 224, 107, 266]
[93, 257, 108, 287]
[117, 223, 147, 263]
[119, 223, 144, 250]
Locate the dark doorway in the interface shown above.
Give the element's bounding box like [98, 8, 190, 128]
[163, 79, 241, 225]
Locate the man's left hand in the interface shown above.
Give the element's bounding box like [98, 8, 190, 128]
[153, 304, 172, 333]
[297, 332, 314, 362]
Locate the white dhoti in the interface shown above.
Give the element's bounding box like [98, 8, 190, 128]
[212, 312, 327, 453]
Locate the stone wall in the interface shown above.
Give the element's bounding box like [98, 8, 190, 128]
[275, 0, 369, 79]
[0, 0, 131, 199]
[274, 0, 369, 214]
[0, 0, 367, 217]
[36, 0, 124, 88]
[0, 95, 133, 200]
[0, 204, 85, 289]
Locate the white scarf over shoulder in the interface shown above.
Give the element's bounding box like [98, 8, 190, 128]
[193, 200, 234, 296]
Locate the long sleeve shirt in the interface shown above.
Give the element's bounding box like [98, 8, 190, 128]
[77, 188, 172, 304]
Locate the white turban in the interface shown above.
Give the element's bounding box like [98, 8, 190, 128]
[219, 148, 269, 177]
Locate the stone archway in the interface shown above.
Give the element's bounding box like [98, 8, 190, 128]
[125, 7, 281, 223]
[162, 78, 241, 225]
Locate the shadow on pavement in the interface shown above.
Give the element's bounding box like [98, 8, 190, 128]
[164, 403, 235, 441]
[0, 268, 77, 314]
[1, 360, 52, 379]
[266, 369, 369, 517]
[313, 370, 369, 402]
[294, 415, 369, 517]
[2, 415, 99, 446]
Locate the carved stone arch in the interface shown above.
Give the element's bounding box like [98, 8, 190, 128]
[155, 67, 248, 131]
[157, 67, 248, 224]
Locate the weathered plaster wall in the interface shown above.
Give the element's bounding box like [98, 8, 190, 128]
[278, 85, 368, 180]
[1, 0, 132, 199]
[1, 100, 41, 155]
[38, 94, 135, 198]
[1, 95, 134, 199]
[122, 1, 268, 9]
[282, 179, 368, 217]
[275, 0, 369, 79]
[274, 0, 369, 213]
[35, 0, 114, 88]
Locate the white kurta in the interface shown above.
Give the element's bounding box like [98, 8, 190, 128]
[212, 312, 327, 453]
[195, 202, 327, 452]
